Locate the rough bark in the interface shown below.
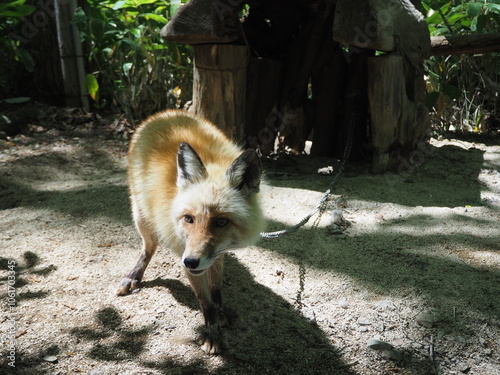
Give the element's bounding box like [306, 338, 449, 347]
[191, 44, 248, 141]
[368, 54, 429, 173]
[430, 33, 500, 56]
[161, 0, 241, 44]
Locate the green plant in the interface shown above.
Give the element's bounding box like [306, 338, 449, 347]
[0, 0, 36, 100]
[76, 0, 192, 123]
[422, 0, 500, 133]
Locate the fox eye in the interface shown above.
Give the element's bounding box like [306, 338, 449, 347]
[183, 215, 194, 224]
[215, 218, 229, 228]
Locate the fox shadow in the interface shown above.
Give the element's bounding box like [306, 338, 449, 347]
[139, 253, 357, 374]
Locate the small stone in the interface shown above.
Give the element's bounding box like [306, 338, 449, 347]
[359, 326, 369, 332]
[479, 337, 487, 347]
[416, 311, 435, 328]
[338, 299, 349, 309]
[376, 300, 396, 311]
[318, 166, 334, 175]
[43, 355, 58, 363]
[367, 338, 393, 351]
[458, 362, 471, 373]
[331, 210, 344, 225]
[455, 336, 467, 346]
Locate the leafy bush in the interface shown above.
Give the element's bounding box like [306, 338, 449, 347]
[76, 0, 192, 123]
[0, 0, 36, 100]
[422, 0, 500, 133]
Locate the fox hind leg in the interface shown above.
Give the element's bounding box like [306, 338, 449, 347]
[117, 215, 158, 296]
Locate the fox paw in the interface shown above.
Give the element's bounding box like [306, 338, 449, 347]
[199, 331, 227, 355]
[116, 277, 141, 296]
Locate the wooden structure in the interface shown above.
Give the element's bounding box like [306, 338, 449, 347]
[162, 0, 431, 172]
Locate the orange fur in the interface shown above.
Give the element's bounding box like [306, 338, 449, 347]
[118, 110, 264, 354]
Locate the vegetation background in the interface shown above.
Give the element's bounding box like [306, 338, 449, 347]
[0, 0, 499, 131]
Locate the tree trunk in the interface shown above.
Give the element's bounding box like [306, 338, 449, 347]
[368, 54, 429, 173]
[191, 44, 248, 141]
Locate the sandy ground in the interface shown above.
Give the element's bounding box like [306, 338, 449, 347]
[0, 124, 499, 375]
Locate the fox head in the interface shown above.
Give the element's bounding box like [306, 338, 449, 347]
[171, 142, 264, 276]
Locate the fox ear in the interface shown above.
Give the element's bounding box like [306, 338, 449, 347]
[226, 150, 262, 196]
[177, 142, 207, 189]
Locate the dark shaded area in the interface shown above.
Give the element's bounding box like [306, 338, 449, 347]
[0, 136, 130, 222]
[263, 142, 486, 208]
[110, 255, 357, 375]
[0, 251, 56, 303]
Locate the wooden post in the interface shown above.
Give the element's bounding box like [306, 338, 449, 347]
[367, 54, 429, 173]
[191, 44, 248, 141]
[54, 0, 89, 110]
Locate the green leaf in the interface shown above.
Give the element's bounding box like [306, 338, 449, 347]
[1, 4, 35, 17]
[112, 1, 126, 10]
[0, 0, 27, 12]
[470, 16, 477, 32]
[122, 62, 133, 75]
[86, 73, 99, 101]
[122, 38, 140, 51]
[447, 12, 466, 26]
[170, 0, 182, 16]
[484, 3, 500, 14]
[467, 3, 483, 18]
[140, 13, 167, 23]
[2, 97, 31, 104]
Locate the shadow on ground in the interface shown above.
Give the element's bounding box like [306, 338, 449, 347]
[261, 217, 499, 322]
[264, 143, 486, 208]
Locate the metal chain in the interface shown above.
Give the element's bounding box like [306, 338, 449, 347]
[260, 116, 355, 240]
[264, 114, 357, 311]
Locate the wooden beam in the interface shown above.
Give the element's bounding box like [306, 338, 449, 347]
[430, 33, 500, 56]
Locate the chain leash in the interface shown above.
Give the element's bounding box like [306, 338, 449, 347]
[259, 115, 355, 240]
[260, 115, 356, 310]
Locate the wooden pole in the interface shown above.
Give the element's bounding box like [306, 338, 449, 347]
[54, 0, 89, 109]
[191, 44, 248, 141]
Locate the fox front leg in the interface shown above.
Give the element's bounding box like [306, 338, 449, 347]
[186, 257, 229, 354]
[117, 216, 158, 296]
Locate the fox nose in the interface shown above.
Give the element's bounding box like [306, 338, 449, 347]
[183, 258, 200, 270]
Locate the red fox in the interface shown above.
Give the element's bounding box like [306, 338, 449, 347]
[117, 110, 264, 354]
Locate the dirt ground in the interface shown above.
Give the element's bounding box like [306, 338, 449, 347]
[0, 112, 499, 375]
